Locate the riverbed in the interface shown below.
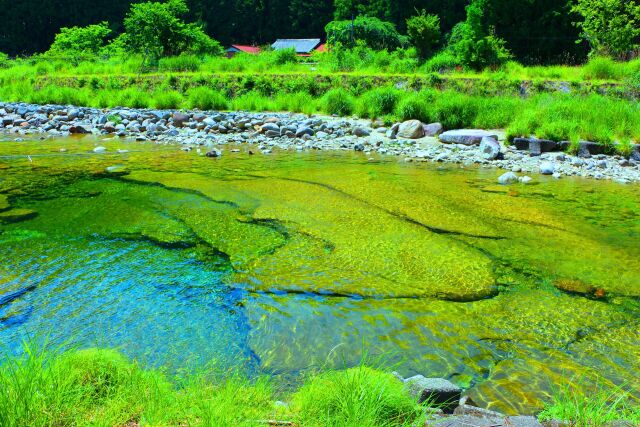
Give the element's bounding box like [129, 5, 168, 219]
[1, 135, 639, 415]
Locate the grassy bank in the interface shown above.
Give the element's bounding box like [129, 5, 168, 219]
[0, 345, 428, 427]
[1, 54, 639, 150]
[1, 346, 639, 426]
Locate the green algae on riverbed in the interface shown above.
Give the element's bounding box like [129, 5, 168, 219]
[0, 135, 639, 415]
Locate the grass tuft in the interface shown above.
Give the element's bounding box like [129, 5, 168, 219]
[539, 382, 640, 426]
[291, 365, 426, 427]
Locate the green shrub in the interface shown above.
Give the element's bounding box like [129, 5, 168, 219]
[0, 52, 11, 68]
[406, 11, 441, 59]
[186, 86, 228, 110]
[117, 87, 151, 108]
[448, 0, 512, 70]
[271, 48, 298, 66]
[321, 88, 355, 116]
[292, 366, 425, 427]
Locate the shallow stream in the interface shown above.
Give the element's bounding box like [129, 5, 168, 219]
[1, 135, 639, 414]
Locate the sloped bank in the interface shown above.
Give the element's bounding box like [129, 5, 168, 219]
[2, 102, 639, 184]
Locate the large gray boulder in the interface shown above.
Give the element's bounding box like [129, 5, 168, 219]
[172, 112, 190, 128]
[403, 375, 461, 413]
[577, 141, 605, 158]
[440, 130, 498, 146]
[397, 120, 425, 139]
[479, 136, 501, 160]
[353, 127, 372, 137]
[423, 122, 443, 137]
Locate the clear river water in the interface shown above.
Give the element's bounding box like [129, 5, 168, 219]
[0, 135, 639, 414]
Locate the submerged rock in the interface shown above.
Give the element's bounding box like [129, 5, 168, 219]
[498, 172, 519, 185]
[0, 208, 38, 223]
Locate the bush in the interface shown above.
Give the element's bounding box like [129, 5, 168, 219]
[47, 22, 112, 56]
[271, 48, 298, 66]
[448, 0, 512, 70]
[406, 11, 441, 59]
[0, 52, 10, 68]
[186, 86, 228, 110]
[292, 366, 425, 427]
[325, 17, 408, 51]
[421, 51, 460, 73]
[321, 88, 355, 116]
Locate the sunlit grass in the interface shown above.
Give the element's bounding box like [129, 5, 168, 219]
[539, 381, 640, 426]
[0, 342, 432, 427]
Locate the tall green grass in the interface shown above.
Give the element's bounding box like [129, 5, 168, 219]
[0, 73, 638, 147]
[538, 381, 640, 426]
[291, 366, 427, 427]
[0, 343, 275, 426]
[0, 344, 430, 426]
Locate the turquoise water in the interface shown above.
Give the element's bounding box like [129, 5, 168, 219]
[1, 135, 639, 414]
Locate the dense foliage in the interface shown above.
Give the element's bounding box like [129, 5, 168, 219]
[46, 22, 112, 57]
[326, 16, 407, 50]
[2, 0, 633, 64]
[406, 11, 440, 59]
[447, 0, 511, 70]
[122, 0, 222, 60]
[572, 0, 640, 59]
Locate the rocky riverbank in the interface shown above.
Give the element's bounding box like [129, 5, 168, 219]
[2, 102, 639, 184]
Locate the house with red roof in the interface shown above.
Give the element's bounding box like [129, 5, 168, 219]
[226, 45, 261, 58]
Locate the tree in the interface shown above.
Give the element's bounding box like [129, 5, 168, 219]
[448, 0, 511, 70]
[572, 0, 640, 58]
[325, 16, 408, 50]
[46, 22, 112, 56]
[123, 0, 222, 60]
[406, 10, 440, 59]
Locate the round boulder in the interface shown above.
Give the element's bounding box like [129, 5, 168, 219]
[397, 120, 426, 139]
[479, 136, 501, 160]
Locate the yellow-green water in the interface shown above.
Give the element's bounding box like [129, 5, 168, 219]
[0, 135, 639, 414]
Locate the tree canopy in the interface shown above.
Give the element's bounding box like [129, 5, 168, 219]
[1, 0, 633, 64]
